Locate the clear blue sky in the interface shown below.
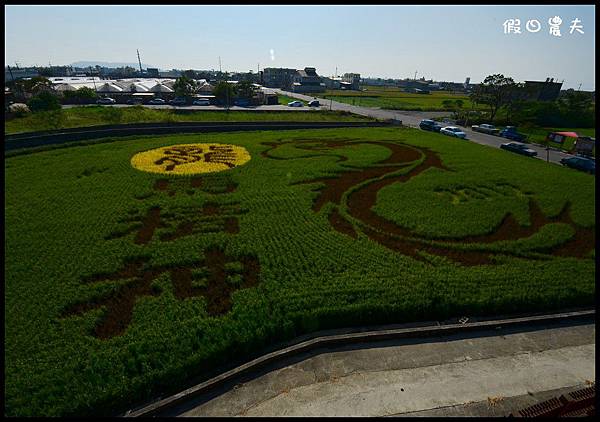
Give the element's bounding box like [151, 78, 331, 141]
[4, 5, 596, 90]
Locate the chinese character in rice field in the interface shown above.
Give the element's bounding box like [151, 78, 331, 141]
[106, 202, 245, 244]
[60, 248, 260, 339]
[204, 145, 238, 168]
[130, 143, 251, 175]
[154, 145, 205, 171]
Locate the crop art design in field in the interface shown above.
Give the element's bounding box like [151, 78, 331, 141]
[61, 161, 259, 340]
[263, 139, 595, 266]
[130, 143, 251, 175]
[60, 250, 259, 339]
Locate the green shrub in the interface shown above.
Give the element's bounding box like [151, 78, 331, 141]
[27, 91, 61, 112]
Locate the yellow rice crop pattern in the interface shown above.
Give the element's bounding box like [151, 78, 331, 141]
[130, 143, 251, 175]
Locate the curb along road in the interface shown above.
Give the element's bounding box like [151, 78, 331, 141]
[123, 308, 594, 417]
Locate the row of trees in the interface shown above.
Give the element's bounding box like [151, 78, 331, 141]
[457, 74, 595, 128]
[172, 76, 259, 106]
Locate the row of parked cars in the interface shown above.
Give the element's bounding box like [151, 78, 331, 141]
[96, 97, 211, 106]
[288, 100, 320, 107]
[419, 119, 595, 174]
[419, 119, 468, 139]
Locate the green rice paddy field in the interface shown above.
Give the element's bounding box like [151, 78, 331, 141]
[5, 127, 595, 416]
[318, 87, 480, 111]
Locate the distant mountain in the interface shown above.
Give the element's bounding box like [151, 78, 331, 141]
[70, 61, 159, 69]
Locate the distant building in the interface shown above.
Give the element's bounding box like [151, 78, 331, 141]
[146, 68, 160, 77]
[158, 69, 182, 78]
[292, 67, 325, 93]
[5, 67, 40, 81]
[322, 76, 342, 89]
[262, 67, 297, 89]
[524, 78, 563, 101]
[341, 73, 361, 90]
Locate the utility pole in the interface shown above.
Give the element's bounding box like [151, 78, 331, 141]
[7, 64, 14, 82]
[219, 56, 222, 74]
[137, 49, 143, 74]
[414, 70, 418, 81]
[578, 83, 582, 91]
[226, 81, 230, 111]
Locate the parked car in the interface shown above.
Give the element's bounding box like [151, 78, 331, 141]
[308, 99, 320, 107]
[288, 100, 303, 107]
[96, 97, 116, 105]
[169, 97, 187, 106]
[440, 126, 467, 139]
[472, 123, 500, 135]
[148, 98, 166, 105]
[192, 98, 210, 106]
[500, 142, 538, 157]
[499, 126, 528, 142]
[234, 98, 251, 107]
[560, 156, 595, 174]
[419, 119, 443, 132]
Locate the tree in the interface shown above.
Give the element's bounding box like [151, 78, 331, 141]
[235, 80, 257, 100]
[470, 74, 516, 121]
[77, 87, 98, 101]
[64, 86, 98, 104]
[173, 75, 197, 98]
[559, 91, 593, 113]
[213, 81, 235, 107]
[27, 91, 61, 112]
[441, 99, 454, 110]
[183, 69, 197, 79]
[15, 76, 53, 100]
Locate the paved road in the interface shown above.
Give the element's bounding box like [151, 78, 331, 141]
[271, 89, 576, 166]
[178, 322, 595, 417]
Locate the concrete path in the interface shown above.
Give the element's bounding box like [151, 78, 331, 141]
[271, 88, 577, 166]
[178, 323, 594, 417]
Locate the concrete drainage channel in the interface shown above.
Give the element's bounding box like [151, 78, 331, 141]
[122, 308, 594, 417]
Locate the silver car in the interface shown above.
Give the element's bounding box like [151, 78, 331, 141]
[192, 99, 210, 106]
[472, 123, 500, 135]
[96, 97, 116, 105]
[440, 126, 467, 139]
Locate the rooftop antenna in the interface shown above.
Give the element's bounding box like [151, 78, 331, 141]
[136, 49, 143, 74]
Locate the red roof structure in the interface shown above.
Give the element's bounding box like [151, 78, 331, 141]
[552, 131, 579, 138]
